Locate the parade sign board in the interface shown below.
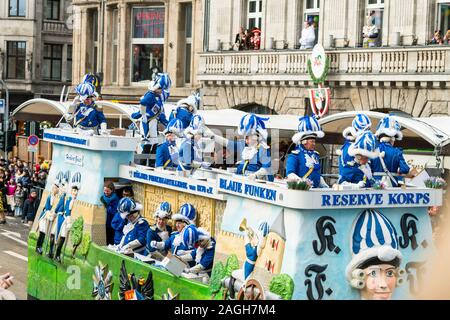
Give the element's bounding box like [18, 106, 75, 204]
[64, 153, 84, 167]
[309, 44, 328, 82]
[217, 175, 442, 209]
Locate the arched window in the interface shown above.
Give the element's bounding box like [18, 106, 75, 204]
[235, 104, 278, 115]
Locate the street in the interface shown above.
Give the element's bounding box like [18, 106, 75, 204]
[0, 216, 30, 300]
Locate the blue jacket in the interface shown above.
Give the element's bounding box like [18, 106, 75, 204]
[145, 224, 173, 253]
[55, 195, 74, 239]
[111, 212, 126, 245]
[121, 216, 150, 253]
[286, 145, 322, 188]
[101, 193, 119, 228]
[169, 107, 193, 129]
[155, 140, 179, 169]
[74, 103, 106, 128]
[370, 142, 410, 185]
[131, 91, 168, 126]
[190, 238, 216, 274]
[177, 139, 202, 171]
[38, 194, 56, 221]
[244, 242, 258, 280]
[229, 140, 272, 177]
[339, 162, 374, 187]
[163, 231, 195, 267]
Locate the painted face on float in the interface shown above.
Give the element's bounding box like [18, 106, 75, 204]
[51, 184, 59, 195]
[361, 264, 397, 300]
[175, 220, 187, 232]
[71, 187, 79, 199]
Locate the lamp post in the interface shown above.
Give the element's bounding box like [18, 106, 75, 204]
[0, 80, 9, 158]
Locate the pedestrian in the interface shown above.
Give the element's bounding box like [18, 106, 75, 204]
[14, 183, 25, 218]
[22, 188, 39, 227]
[6, 179, 17, 215]
[100, 182, 120, 245]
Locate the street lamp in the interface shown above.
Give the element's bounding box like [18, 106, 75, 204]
[0, 79, 10, 158]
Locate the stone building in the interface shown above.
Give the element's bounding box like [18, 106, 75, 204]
[199, 0, 450, 119]
[71, 0, 204, 102]
[0, 0, 73, 107]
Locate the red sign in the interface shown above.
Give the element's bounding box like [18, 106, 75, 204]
[28, 135, 40, 146]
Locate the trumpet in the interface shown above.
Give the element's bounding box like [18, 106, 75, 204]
[239, 218, 255, 238]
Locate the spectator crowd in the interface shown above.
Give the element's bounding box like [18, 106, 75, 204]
[0, 155, 50, 226]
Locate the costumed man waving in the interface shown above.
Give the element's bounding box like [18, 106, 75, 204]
[155, 118, 184, 171]
[169, 91, 201, 129]
[370, 116, 416, 187]
[177, 115, 212, 176]
[145, 201, 173, 256]
[180, 224, 216, 278]
[149, 203, 197, 266]
[207, 113, 273, 181]
[131, 73, 171, 143]
[286, 116, 329, 188]
[49, 173, 81, 263]
[114, 198, 149, 255]
[341, 131, 380, 188]
[35, 171, 64, 255]
[338, 114, 372, 184]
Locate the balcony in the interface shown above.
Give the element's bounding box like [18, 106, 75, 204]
[42, 20, 72, 35]
[198, 46, 450, 86]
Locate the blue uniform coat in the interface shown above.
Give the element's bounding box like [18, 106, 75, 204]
[286, 145, 322, 188]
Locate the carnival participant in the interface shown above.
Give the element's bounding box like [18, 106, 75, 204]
[338, 114, 372, 184]
[68, 82, 107, 135]
[35, 172, 64, 255]
[100, 182, 120, 245]
[81, 73, 101, 94]
[131, 73, 171, 142]
[346, 209, 403, 300]
[110, 187, 135, 245]
[155, 118, 184, 170]
[49, 173, 81, 263]
[243, 221, 269, 281]
[169, 91, 201, 129]
[207, 113, 273, 181]
[370, 116, 415, 187]
[340, 131, 380, 188]
[145, 201, 173, 256]
[180, 224, 216, 278]
[177, 115, 212, 176]
[115, 198, 149, 255]
[149, 203, 196, 265]
[286, 116, 328, 188]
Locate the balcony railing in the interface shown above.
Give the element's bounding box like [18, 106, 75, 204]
[43, 20, 72, 34]
[198, 46, 450, 83]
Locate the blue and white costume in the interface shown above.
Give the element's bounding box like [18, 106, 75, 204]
[338, 114, 372, 184]
[370, 116, 410, 187]
[169, 91, 201, 129]
[38, 171, 64, 234]
[155, 119, 184, 170]
[340, 131, 380, 188]
[145, 202, 173, 255]
[111, 211, 127, 245]
[243, 222, 270, 280]
[116, 198, 149, 254]
[131, 73, 171, 141]
[286, 116, 328, 188]
[150, 203, 197, 264]
[181, 225, 216, 276]
[177, 115, 211, 173]
[345, 209, 402, 290]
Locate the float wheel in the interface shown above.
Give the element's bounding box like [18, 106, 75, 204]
[237, 279, 265, 300]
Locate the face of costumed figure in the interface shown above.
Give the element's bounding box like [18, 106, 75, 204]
[175, 220, 187, 232]
[303, 138, 316, 151]
[360, 264, 397, 300]
[156, 216, 167, 229]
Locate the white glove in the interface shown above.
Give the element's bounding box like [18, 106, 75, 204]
[248, 173, 257, 180]
[175, 249, 192, 256]
[179, 253, 194, 262]
[287, 173, 301, 181]
[70, 96, 81, 108]
[99, 122, 108, 135]
[150, 241, 165, 250]
[189, 264, 205, 274]
[360, 165, 373, 180]
[201, 162, 211, 169]
[192, 161, 202, 169]
[65, 113, 74, 122]
[319, 176, 330, 188]
[357, 180, 366, 188]
[202, 126, 215, 138]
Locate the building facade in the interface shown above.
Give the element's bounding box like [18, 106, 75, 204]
[0, 0, 73, 108]
[199, 0, 450, 120]
[71, 0, 204, 102]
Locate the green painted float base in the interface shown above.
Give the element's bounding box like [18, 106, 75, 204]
[27, 232, 214, 300]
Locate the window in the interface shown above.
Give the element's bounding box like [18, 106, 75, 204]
[365, 0, 384, 47]
[46, 0, 60, 20]
[184, 3, 193, 84]
[132, 7, 165, 83]
[438, 1, 450, 37]
[304, 0, 320, 46]
[67, 45, 73, 81]
[112, 9, 119, 83]
[9, 0, 26, 17]
[42, 44, 63, 81]
[247, 0, 262, 30]
[6, 41, 26, 79]
[91, 10, 99, 73]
